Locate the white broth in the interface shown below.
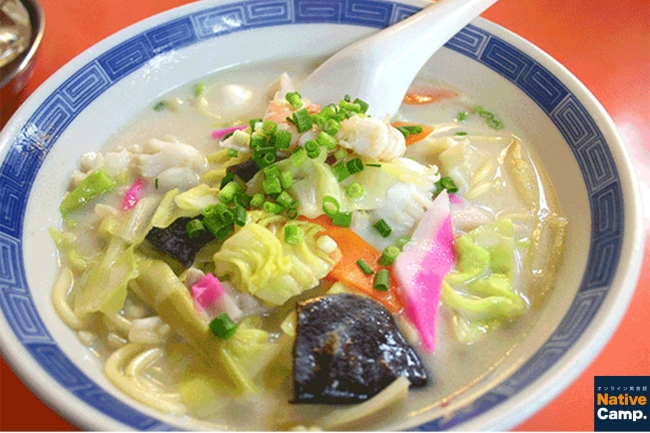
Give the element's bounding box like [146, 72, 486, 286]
[51, 59, 567, 430]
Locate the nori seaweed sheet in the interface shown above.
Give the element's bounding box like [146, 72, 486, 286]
[293, 293, 428, 404]
[145, 217, 214, 268]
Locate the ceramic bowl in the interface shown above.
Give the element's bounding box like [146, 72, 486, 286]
[0, 0, 643, 430]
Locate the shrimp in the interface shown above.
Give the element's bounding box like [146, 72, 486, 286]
[336, 115, 406, 161]
[262, 74, 320, 148]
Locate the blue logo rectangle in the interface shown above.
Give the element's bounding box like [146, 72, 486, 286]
[595, 376, 649, 431]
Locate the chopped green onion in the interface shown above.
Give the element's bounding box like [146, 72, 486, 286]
[318, 131, 339, 150]
[456, 132, 467, 136]
[250, 133, 267, 149]
[287, 208, 299, 219]
[194, 82, 204, 97]
[280, 170, 293, 189]
[304, 140, 321, 159]
[320, 104, 337, 120]
[396, 126, 410, 138]
[332, 211, 352, 228]
[263, 176, 283, 195]
[210, 203, 235, 226]
[332, 161, 351, 182]
[457, 111, 468, 122]
[290, 146, 307, 167]
[234, 205, 247, 226]
[346, 182, 365, 199]
[249, 118, 262, 131]
[356, 259, 374, 275]
[186, 219, 206, 239]
[373, 219, 392, 238]
[322, 119, 340, 136]
[311, 113, 326, 127]
[276, 191, 294, 208]
[202, 218, 229, 239]
[292, 108, 313, 133]
[263, 164, 280, 180]
[396, 236, 411, 250]
[154, 178, 159, 189]
[153, 101, 167, 111]
[322, 195, 340, 218]
[373, 269, 390, 292]
[353, 98, 369, 113]
[379, 246, 400, 266]
[346, 157, 364, 175]
[343, 94, 351, 102]
[284, 224, 303, 245]
[339, 100, 361, 113]
[334, 148, 348, 161]
[473, 106, 504, 130]
[262, 120, 278, 135]
[271, 130, 292, 150]
[396, 124, 423, 139]
[238, 193, 252, 208]
[209, 313, 237, 339]
[402, 125, 423, 134]
[227, 148, 239, 158]
[262, 152, 276, 167]
[220, 171, 235, 189]
[263, 201, 283, 214]
[250, 193, 265, 208]
[435, 176, 459, 194]
[218, 181, 241, 204]
[474, 106, 493, 119]
[286, 92, 303, 109]
[487, 118, 504, 130]
[365, 163, 382, 168]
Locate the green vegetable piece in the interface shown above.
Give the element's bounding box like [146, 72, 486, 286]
[332, 211, 352, 228]
[332, 161, 351, 182]
[263, 176, 283, 195]
[194, 82, 205, 97]
[60, 169, 116, 216]
[445, 235, 490, 286]
[373, 269, 390, 292]
[346, 157, 364, 175]
[210, 313, 238, 340]
[284, 224, 303, 245]
[378, 246, 400, 266]
[280, 170, 293, 189]
[292, 108, 313, 133]
[276, 191, 294, 208]
[271, 130, 292, 150]
[218, 181, 241, 204]
[373, 219, 392, 238]
[356, 259, 374, 275]
[436, 176, 458, 194]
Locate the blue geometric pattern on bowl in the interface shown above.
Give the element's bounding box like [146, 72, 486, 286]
[0, 0, 622, 430]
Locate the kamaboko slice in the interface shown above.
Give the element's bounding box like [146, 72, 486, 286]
[393, 190, 455, 352]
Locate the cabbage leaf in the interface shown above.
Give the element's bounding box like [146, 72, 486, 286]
[214, 212, 339, 306]
[442, 219, 527, 343]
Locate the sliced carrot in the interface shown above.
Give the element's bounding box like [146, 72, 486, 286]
[392, 121, 434, 146]
[305, 215, 403, 313]
[403, 88, 458, 105]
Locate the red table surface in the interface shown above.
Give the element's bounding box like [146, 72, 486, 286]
[0, 0, 648, 431]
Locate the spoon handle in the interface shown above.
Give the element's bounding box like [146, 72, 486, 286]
[302, 0, 498, 118]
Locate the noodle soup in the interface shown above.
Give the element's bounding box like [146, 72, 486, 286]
[50, 61, 566, 430]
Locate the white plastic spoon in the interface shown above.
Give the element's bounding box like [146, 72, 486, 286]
[300, 0, 498, 119]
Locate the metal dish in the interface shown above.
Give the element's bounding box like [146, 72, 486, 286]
[0, 0, 44, 113]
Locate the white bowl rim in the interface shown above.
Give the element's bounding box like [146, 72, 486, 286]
[0, 0, 643, 431]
